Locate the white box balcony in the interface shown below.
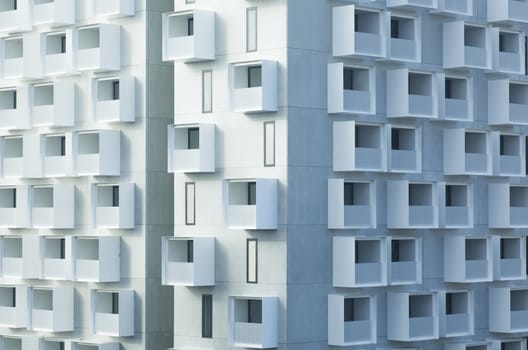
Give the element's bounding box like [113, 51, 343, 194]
[446, 342, 490, 350]
[0, 235, 39, 279]
[0, 35, 42, 80]
[230, 60, 278, 113]
[226, 178, 277, 230]
[488, 0, 528, 24]
[39, 339, 70, 350]
[440, 290, 474, 337]
[493, 236, 526, 281]
[444, 236, 493, 283]
[489, 183, 528, 228]
[91, 289, 134, 337]
[388, 291, 439, 341]
[328, 294, 376, 346]
[387, 180, 438, 228]
[439, 183, 473, 228]
[493, 132, 525, 176]
[76, 24, 120, 72]
[489, 79, 528, 125]
[444, 129, 491, 175]
[443, 21, 491, 70]
[40, 236, 72, 281]
[93, 75, 135, 123]
[228, 296, 278, 349]
[2, 136, 23, 178]
[33, 0, 74, 27]
[31, 184, 75, 229]
[92, 183, 134, 229]
[388, 14, 421, 62]
[388, 237, 422, 285]
[333, 236, 387, 287]
[93, 0, 135, 18]
[492, 29, 525, 74]
[75, 130, 120, 176]
[71, 340, 119, 350]
[328, 63, 375, 114]
[0, 335, 24, 350]
[387, 0, 437, 9]
[73, 236, 120, 283]
[0, 0, 31, 34]
[162, 10, 215, 62]
[433, 0, 473, 16]
[441, 75, 473, 121]
[333, 121, 386, 172]
[29, 286, 73, 332]
[162, 236, 215, 286]
[42, 133, 74, 177]
[0, 284, 27, 328]
[387, 68, 438, 118]
[328, 179, 376, 229]
[491, 340, 527, 350]
[42, 30, 74, 76]
[31, 82, 75, 127]
[332, 5, 386, 58]
[388, 125, 422, 173]
[0, 86, 30, 130]
[168, 123, 215, 173]
[0, 186, 29, 228]
[489, 287, 528, 333]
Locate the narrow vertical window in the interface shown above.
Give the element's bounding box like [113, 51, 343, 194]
[202, 70, 212, 113]
[264, 121, 275, 167]
[246, 7, 257, 52]
[187, 17, 194, 36]
[60, 35, 66, 54]
[111, 293, 119, 314]
[187, 127, 200, 149]
[248, 66, 262, 87]
[13, 0, 17, 10]
[185, 182, 196, 225]
[60, 136, 66, 156]
[202, 294, 213, 338]
[11, 288, 16, 307]
[247, 182, 257, 205]
[12, 188, 16, 208]
[12, 91, 16, 109]
[186, 240, 194, 263]
[112, 185, 119, 207]
[59, 238, 65, 259]
[247, 239, 258, 283]
[112, 80, 120, 100]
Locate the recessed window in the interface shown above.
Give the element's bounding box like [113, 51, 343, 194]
[187, 128, 199, 150]
[343, 67, 369, 91]
[0, 287, 15, 307]
[445, 185, 467, 207]
[247, 299, 262, 323]
[97, 78, 121, 101]
[355, 240, 380, 264]
[247, 239, 258, 283]
[408, 184, 432, 206]
[465, 239, 487, 260]
[97, 185, 120, 207]
[391, 128, 415, 151]
[202, 70, 212, 113]
[409, 294, 432, 318]
[45, 135, 66, 157]
[391, 16, 414, 40]
[408, 73, 432, 96]
[465, 132, 486, 154]
[0, 90, 17, 110]
[445, 292, 467, 315]
[187, 17, 194, 36]
[247, 182, 257, 205]
[3, 137, 22, 158]
[500, 32, 519, 53]
[246, 7, 257, 52]
[344, 297, 370, 322]
[185, 182, 195, 225]
[264, 121, 275, 167]
[500, 238, 521, 259]
[202, 294, 213, 338]
[343, 183, 369, 206]
[46, 238, 66, 260]
[500, 135, 520, 156]
[0, 187, 16, 208]
[4, 37, 23, 59]
[248, 66, 262, 88]
[391, 239, 415, 262]
[355, 125, 380, 148]
[445, 77, 467, 99]
[464, 25, 485, 48]
[46, 33, 67, 55]
[34, 84, 54, 106]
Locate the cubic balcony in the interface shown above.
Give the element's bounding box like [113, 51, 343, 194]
[31, 82, 75, 127]
[488, 0, 528, 24]
[493, 132, 525, 176]
[388, 237, 422, 285]
[92, 289, 134, 337]
[387, 0, 437, 9]
[332, 5, 386, 58]
[228, 296, 278, 349]
[489, 183, 528, 228]
[444, 129, 491, 175]
[226, 178, 278, 230]
[31, 184, 75, 229]
[444, 236, 492, 283]
[39, 339, 70, 350]
[489, 79, 528, 125]
[439, 290, 474, 337]
[433, 0, 473, 16]
[0, 0, 31, 33]
[328, 179, 376, 229]
[0, 86, 30, 130]
[161, 236, 215, 286]
[162, 10, 215, 62]
[0, 186, 29, 228]
[387, 125, 422, 173]
[33, 0, 74, 27]
[93, 75, 135, 123]
[387, 291, 439, 341]
[492, 29, 525, 74]
[0, 284, 27, 328]
[491, 340, 526, 350]
[71, 341, 119, 350]
[0, 35, 40, 81]
[443, 21, 491, 70]
[388, 14, 421, 62]
[328, 294, 376, 346]
[40, 236, 72, 281]
[0, 335, 24, 350]
[489, 287, 528, 333]
[0, 235, 40, 279]
[230, 60, 278, 113]
[333, 236, 387, 287]
[29, 286, 74, 332]
[76, 24, 121, 72]
[439, 183, 473, 228]
[168, 123, 215, 173]
[327, 63, 375, 114]
[387, 68, 438, 118]
[93, 0, 135, 18]
[42, 133, 74, 177]
[493, 236, 526, 281]
[387, 180, 438, 229]
[92, 183, 134, 229]
[446, 342, 491, 350]
[2, 136, 23, 177]
[441, 75, 473, 121]
[73, 236, 120, 283]
[42, 30, 74, 76]
[75, 130, 121, 176]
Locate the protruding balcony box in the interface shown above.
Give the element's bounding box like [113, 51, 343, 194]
[489, 183, 528, 228]
[0, 284, 28, 328]
[387, 0, 437, 9]
[31, 82, 75, 127]
[29, 286, 74, 332]
[446, 342, 491, 350]
[168, 123, 215, 173]
[387, 291, 439, 341]
[2, 136, 23, 178]
[42, 30, 74, 76]
[388, 125, 422, 173]
[328, 179, 376, 229]
[76, 24, 121, 72]
[162, 10, 215, 62]
[333, 236, 387, 287]
[230, 60, 278, 113]
[328, 63, 376, 114]
[332, 5, 386, 58]
[0, 86, 30, 130]
[40, 339, 70, 350]
[31, 184, 75, 229]
[92, 183, 134, 229]
[387, 69, 438, 118]
[433, 0, 473, 16]
[0, 35, 38, 80]
[443, 21, 491, 70]
[42, 133, 74, 177]
[488, 0, 528, 24]
[226, 178, 278, 230]
[387, 14, 421, 62]
[441, 75, 473, 121]
[493, 236, 526, 281]
[491, 340, 527, 350]
[387, 180, 438, 229]
[93, 75, 135, 123]
[493, 132, 525, 176]
[0, 335, 24, 350]
[93, 0, 135, 18]
[75, 130, 121, 176]
[489, 287, 528, 333]
[33, 0, 74, 27]
[73, 236, 120, 283]
[492, 29, 525, 74]
[0, 186, 29, 228]
[0, 0, 31, 33]
[444, 236, 493, 283]
[0, 235, 40, 279]
[439, 290, 474, 337]
[489, 80, 528, 125]
[71, 340, 119, 350]
[162, 236, 215, 286]
[328, 294, 377, 346]
[388, 237, 422, 285]
[228, 296, 278, 349]
[444, 129, 491, 175]
[91, 289, 134, 337]
[40, 236, 72, 281]
[439, 183, 473, 228]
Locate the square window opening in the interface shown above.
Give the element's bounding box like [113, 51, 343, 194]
[343, 67, 369, 91]
[464, 25, 486, 48]
[500, 32, 519, 53]
[343, 182, 370, 206]
[391, 16, 415, 40]
[391, 239, 416, 262]
[391, 128, 415, 151]
[45, 135, 66, 157]
[0, 90, 17, 110]
[501, 238, 521, 259]
[408, 183, 433, 206]
[0, 187, 16, 208]
[408, 73, 432, 96]
[445, 292, 468, 315]
[445, 77, 467, 100]
[500, 135, 520, 156]
[465, 239, 487, 261]
[409, 294, 433, 318]
[344, 297, 370, 322]
[78, 27, 100, 50]
[355, 240, 380, 263]
[445, 185, 468, 207]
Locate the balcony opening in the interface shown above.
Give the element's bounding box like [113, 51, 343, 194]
[77, 238, 99, 260]
[500, 135, 520, 156]
[501, 238, 521, 259]
[3, 237, 21, 258]
[355, 125, 379, 148]
[344, 297, 370, 322]
[235, 299, 262, 324]
[343, 67, 369, 91]
[464, 25, 485, 48]
[344, 182, 369, 206]
[465, 132, 486, 154]
[3, 137, 22, 159]
[167, 239, 194, 263]
[34, 84, 54, 106]
[95, 291, 119, 315]
[391, 239, 415, 262]
[229, 181, 257, 206]
[510, 290, 528, 311]
[509, 83, 528, 104]
[0, 188, 15, 208]
[35, 0, 54, 4]
[390, 16, 414, 40]
[187, 127, 199, 149]
[468, 346, 487, 350]
[0, 286, 15, 307]
[4, 37, 22, 59]
[409, 294, 432, 318]
[97, 78, 120, 101]
[78, 133, 99, 155]
[408, 73, 432, 96]
[391, 128, 415, 151]
[42, 340, 65, 350]
[33, 187, 53, 208]
[46, 33, 67, 55]
[500, 32, 519, 53]
[45, 237, 65, 260]
[0, 0, 17, 12]
[355, 10, 379, 34]
[33, 289, 53, 311]
[465, 239, 487, 261]
[0, 90, 17, 110]
[78, 27, 100, 50]
[45, 135, 66, 157]
[97, 185, 120, 207]
[445, 77, 467, 100]
[234, 65, 262, 89]
[2, 338, 21, 350]
[76, 345, 99, 350]
[502, 342, 522, 350]
[445, 185, 467, 207]
[445, 292, 468, 315]
[510, 186, 528, 207]
[355, 240, 380, 263]
[409, 183, 432, 206]
[168, 13, 194, 38]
